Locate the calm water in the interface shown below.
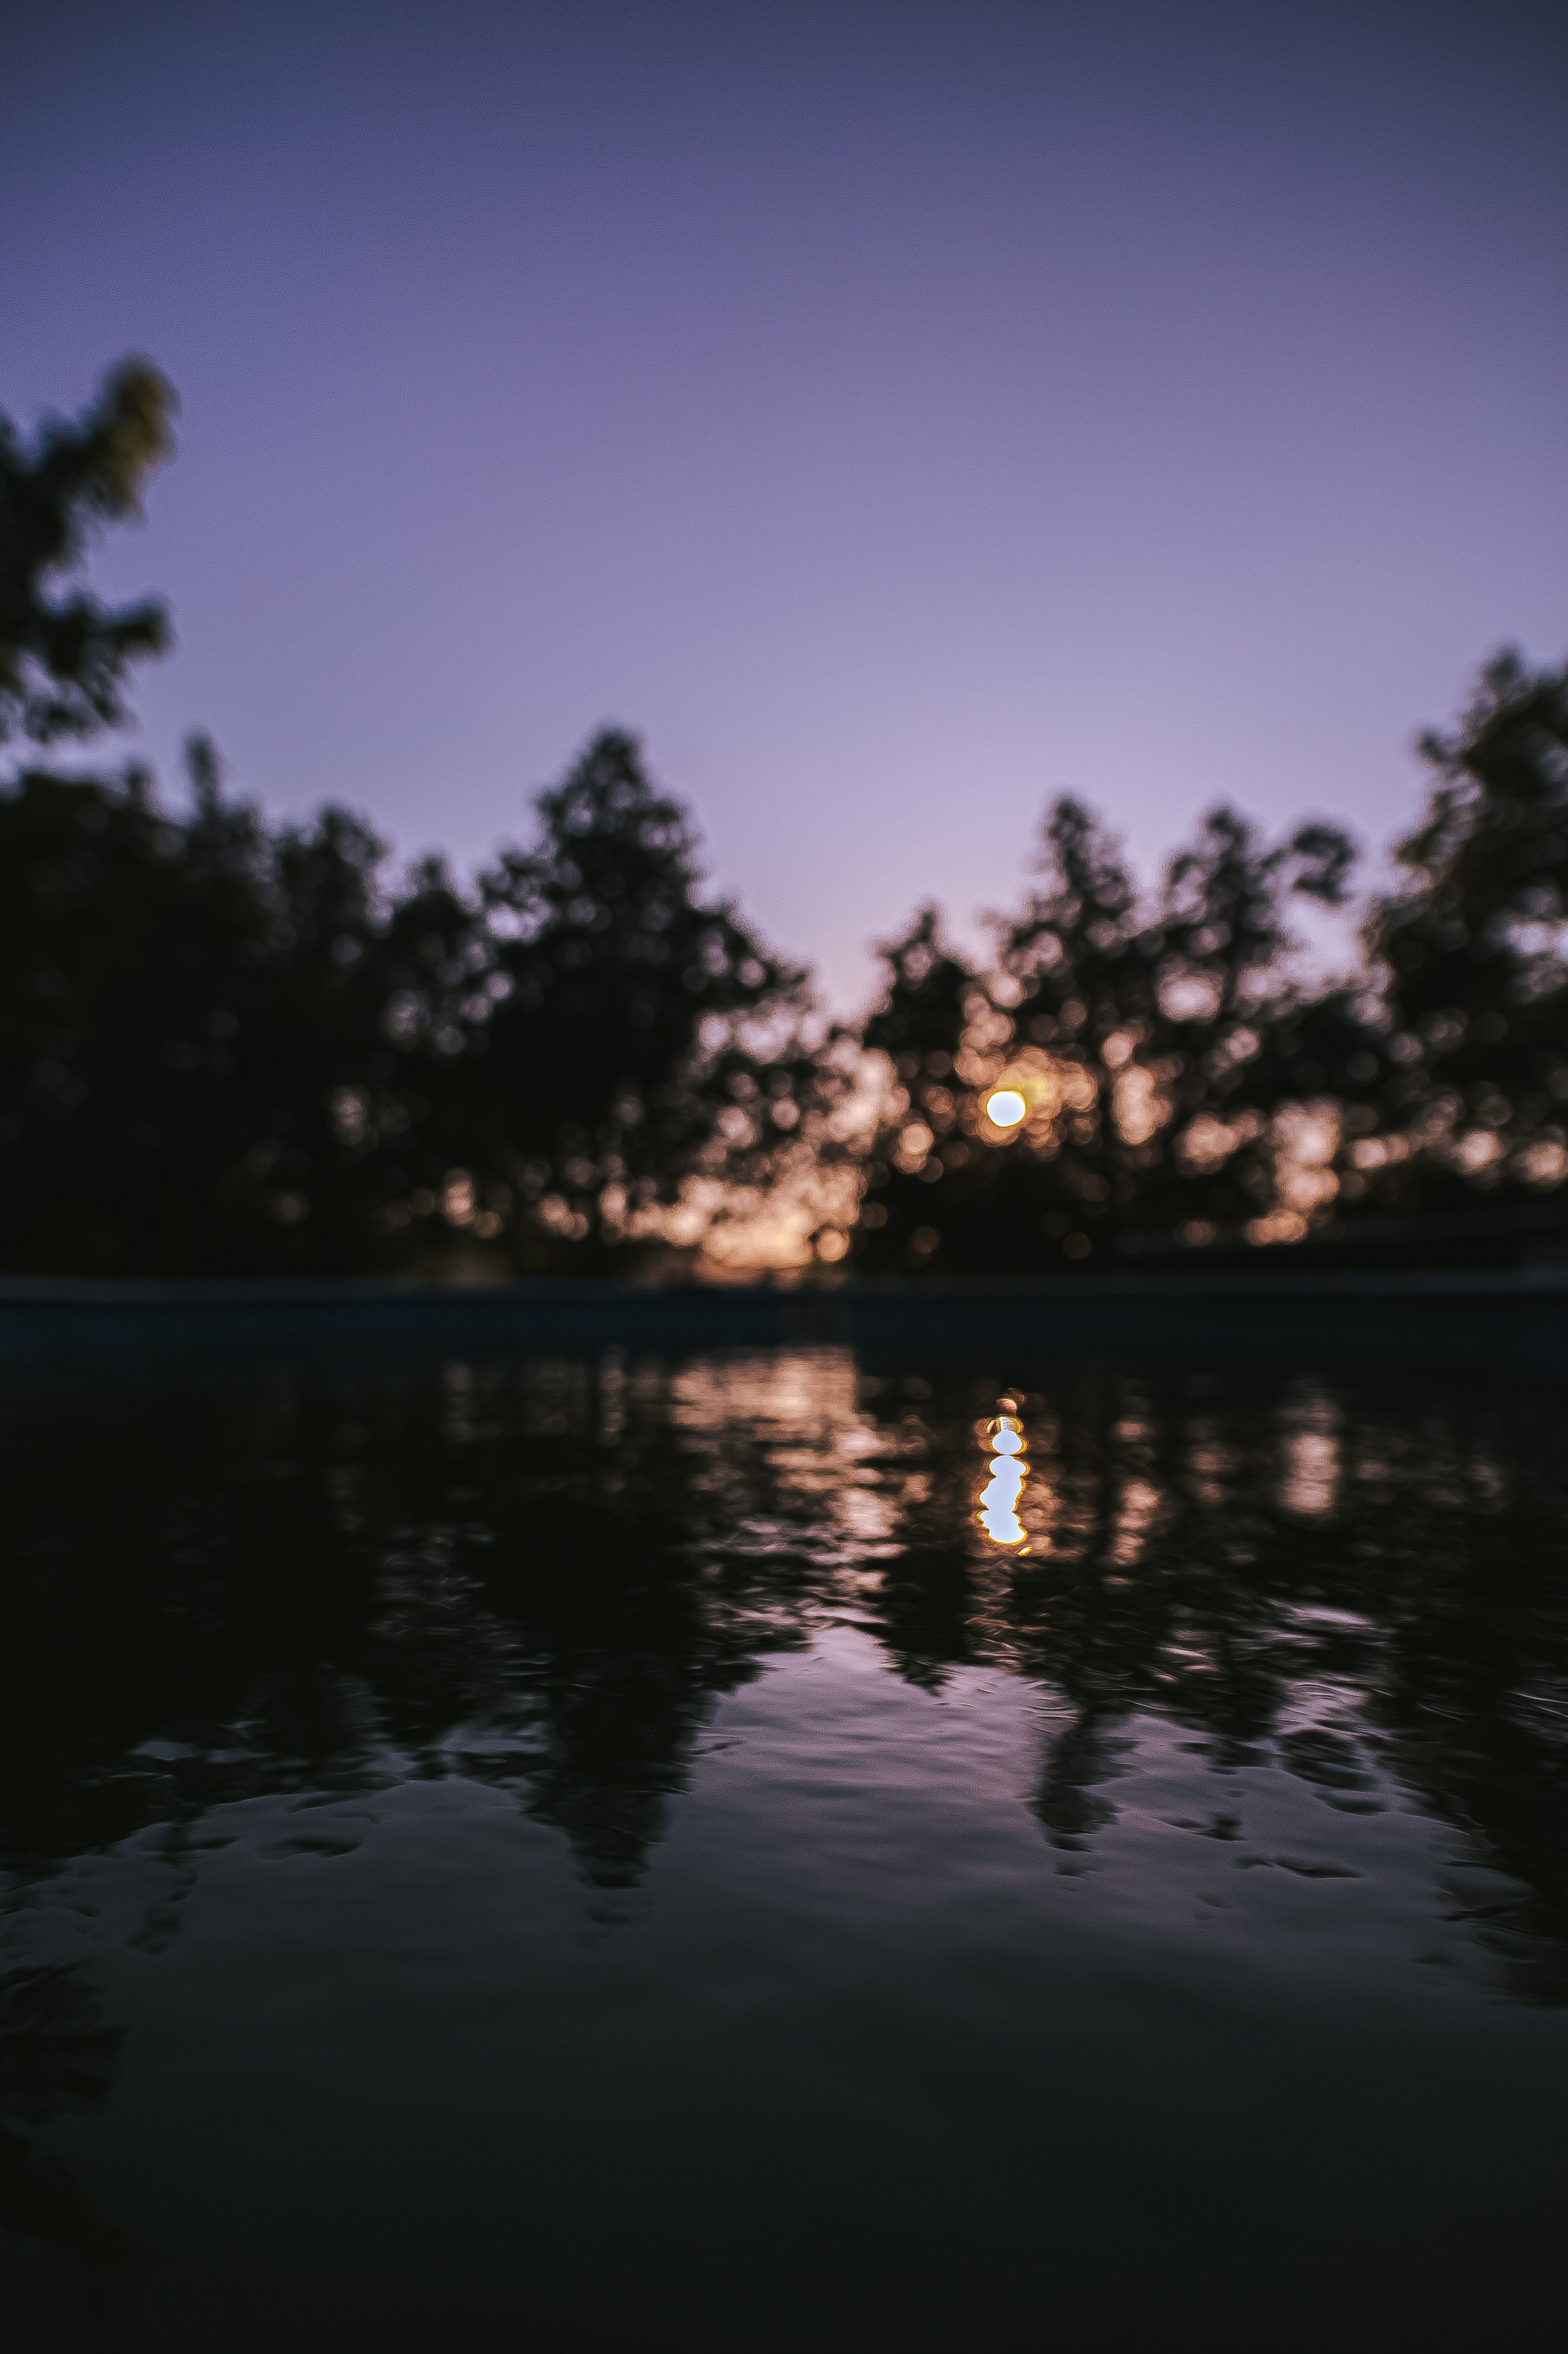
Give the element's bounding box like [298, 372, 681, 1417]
[2, 1338, 1565, 2346]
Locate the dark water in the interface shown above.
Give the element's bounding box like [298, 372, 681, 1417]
[2, 1338, 1565, 2347]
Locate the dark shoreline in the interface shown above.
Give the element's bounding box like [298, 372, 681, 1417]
[2, 1263, 1563, 1366]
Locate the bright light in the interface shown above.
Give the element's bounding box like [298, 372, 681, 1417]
[977, 1406, 1030, 1547]
[978, 1457, 1027, 1546]
[985, 1088, 1028, 1128]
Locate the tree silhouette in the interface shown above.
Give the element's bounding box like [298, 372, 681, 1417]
[1350, 651, 1568, 1209]
[853, 801, 1362, 1269]
[854, 906, 985, 1269]
[0, 741, 434, 1274]
[473, 728, 814, 1264]
[4, 359, 1564, 1276]
[0, 358, 176, 744]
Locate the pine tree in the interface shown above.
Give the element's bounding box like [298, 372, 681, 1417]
[1355, 652, 1568, 1206]
[475, 730, 812, 1262]
[991, 797, 1151, 1263]
[1127, 807, 1357, 1246]
[855, 907, 987, 1269]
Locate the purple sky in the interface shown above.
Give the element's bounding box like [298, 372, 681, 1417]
[5, 0, 1564, 1009]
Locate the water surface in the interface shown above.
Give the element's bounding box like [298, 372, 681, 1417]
[2, 1339, 1564, 2345]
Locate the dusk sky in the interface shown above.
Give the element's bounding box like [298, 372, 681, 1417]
[5, 0, 1564, 1008]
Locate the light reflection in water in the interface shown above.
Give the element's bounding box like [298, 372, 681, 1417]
[0, 1343, 1563, 2014]
[977, 1397, 1031, 1549]
[0, 1343, 1562, 2330]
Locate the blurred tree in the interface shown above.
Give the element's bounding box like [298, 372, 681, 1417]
[854, 802, 1360, 1270]
[472, 729, 818, 1265]
[853, 906, 988, 1270]
[0, 742, 423, 1273]
[4, 359, 1562, 1276]
[862, 905, 977, 1079]
[1345, 652, 1568, 1209]
[0, 359, 176, 745]
[1120, 805, 1359, 1247]
[0, 726, 830, 1276]
[990, 797, 1154, 1262]
[0, 363, 836, 1275]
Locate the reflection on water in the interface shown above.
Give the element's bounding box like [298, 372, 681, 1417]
[975, 1399, 1030, 1549]
[0, 1340, 1566, 2328]
[0, 1964, 123, 2259]
[0, 1344, 1564, 1967]
[0, 1337, 1554, 1977]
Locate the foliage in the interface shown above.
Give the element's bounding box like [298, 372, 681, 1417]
[1346, 652, 1568, 1206]
[0, 747, 421, 1272]
[855, 796, 1368, 1270]
[0, 730, 826, 1274]
[855, 658, 1567, 1270]
[2, 359, 1563, 1277]
[0, 361, 176, 745]
[470, 729, 815, 1261]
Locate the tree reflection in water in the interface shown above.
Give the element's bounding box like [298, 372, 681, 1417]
[0, 1964, 123, 2256]
[0, 1343, 1564, 1996]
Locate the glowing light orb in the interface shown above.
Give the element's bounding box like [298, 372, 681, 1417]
[985, 1088, 1028, 1128]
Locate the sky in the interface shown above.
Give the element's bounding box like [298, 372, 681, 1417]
[4, 0, 1564, 1010]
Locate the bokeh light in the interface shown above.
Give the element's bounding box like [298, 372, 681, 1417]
[984, 1088, 1028, 1129]
[977, 1409, 1029, 1547]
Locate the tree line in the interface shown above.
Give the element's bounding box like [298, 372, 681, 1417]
[3, 361, 1565, 1277]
